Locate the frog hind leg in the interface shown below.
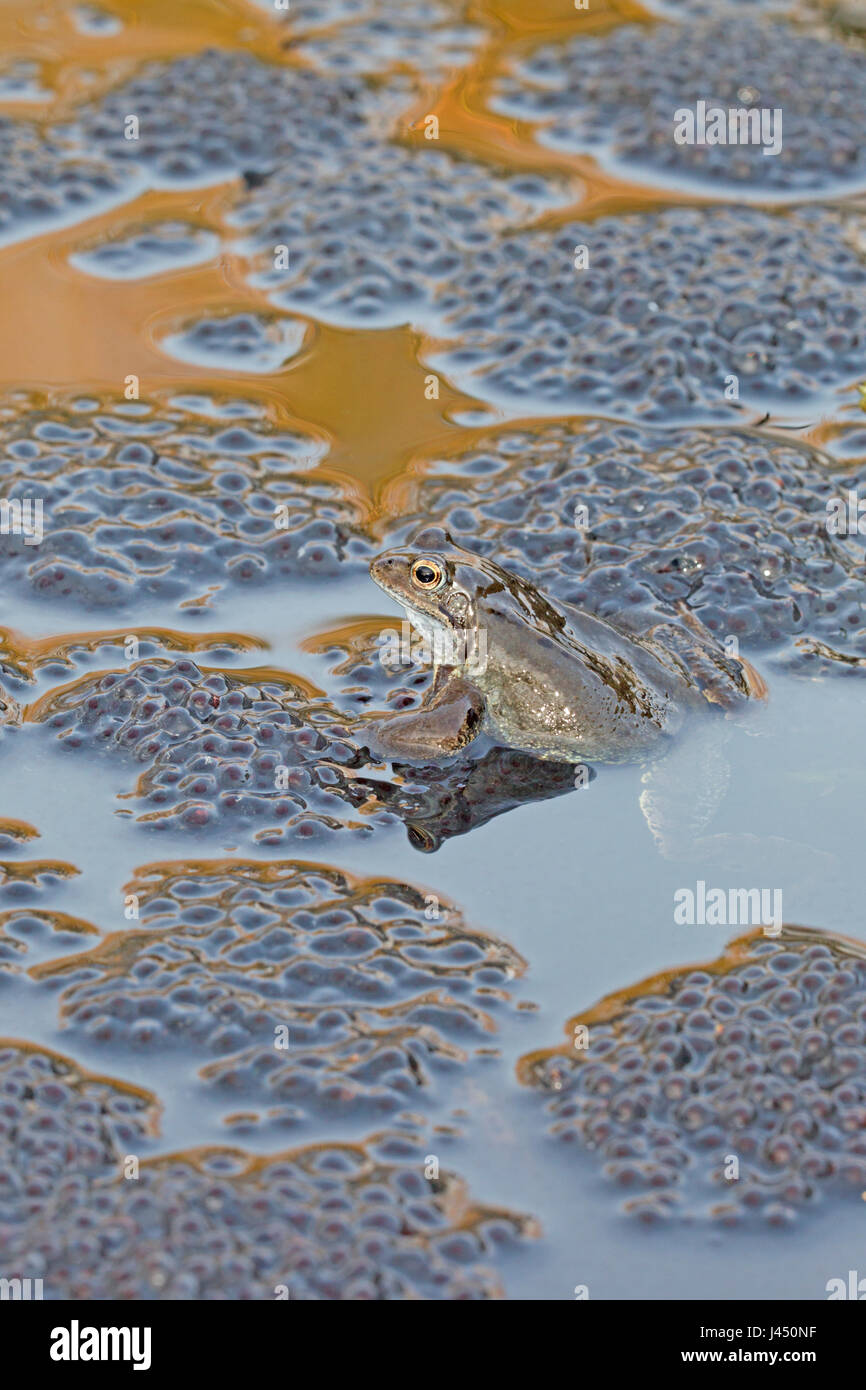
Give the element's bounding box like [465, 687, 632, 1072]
[365, 668, 485, 761]
[646, 620, 745, 709]
[647, 606, 767, 708]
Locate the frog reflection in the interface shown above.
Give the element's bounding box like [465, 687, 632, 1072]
[353, 744, 595, 853]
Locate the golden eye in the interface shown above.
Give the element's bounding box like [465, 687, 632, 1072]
[408, 823, 438, 852]
[410, 558, 444, 591]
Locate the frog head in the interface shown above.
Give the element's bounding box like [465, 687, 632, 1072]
[371, 525, 568, 658]
[370, 527, 488, 656]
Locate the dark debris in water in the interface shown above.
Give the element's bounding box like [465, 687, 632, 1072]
[519, 926, 866, 1227]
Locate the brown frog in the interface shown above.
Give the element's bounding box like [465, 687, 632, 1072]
[368, 527, 765, 764]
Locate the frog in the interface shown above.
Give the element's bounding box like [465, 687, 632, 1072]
[366, 526, 767, 857]
[368, 526, 765, 761]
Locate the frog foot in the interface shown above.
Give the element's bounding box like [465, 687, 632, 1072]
[364, 668, 485, 762]
[648, 605, 768, 711]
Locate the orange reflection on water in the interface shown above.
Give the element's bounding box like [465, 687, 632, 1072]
[0, 0, 287, 113]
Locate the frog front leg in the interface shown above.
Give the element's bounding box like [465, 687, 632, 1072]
[366, 667, 485, 761]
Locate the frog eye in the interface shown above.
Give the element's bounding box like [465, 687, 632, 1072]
[408, 823, 438, 852]
[410, 558, 445, 591]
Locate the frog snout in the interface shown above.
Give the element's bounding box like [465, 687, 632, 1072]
[370, 553, 403, 586]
